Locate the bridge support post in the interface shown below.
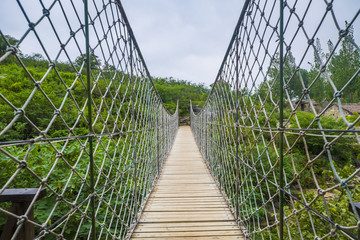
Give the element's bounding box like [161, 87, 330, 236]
[129, 36, 139, 218]
[235, 30, 240, 222]
[199, 115, 201, 151]
[156, 105, 160, 175]
[210, 104, 214, 174]
[84, 0, 96, 238]
[279, 0, 285, 239]
[161, 108, 164, 167]
[0, 188, 46, 240]
[147, 78, 153, 187]
[203, 114, 205, 156]
[167, 115, 170, 153]
[205, 110, 208, 161]
[219, 82, 223, 192]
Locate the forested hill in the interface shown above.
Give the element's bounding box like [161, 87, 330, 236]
[153, 77, 209, 116]
[0, 35, 209, 144]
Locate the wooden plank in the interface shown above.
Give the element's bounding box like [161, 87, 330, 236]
[159, 173, 211, 176]
[147, 199, 225, 202]
[153, 187, 218, 190]
[141, 211, 232, 216]
[145, 208, 231, 211]
[152, 189, 218, 193]
[147, 203, 227, 206]
[135, 225, 239, 232]
[140, 218, 235, 223]
[140, 215, 233, 222]
[147, 203, 227, 207]
[157, 182, 216, 187]
[159, 176, 212, 179]
[147, 198, 225, 203]
[130, 126, 244, 240]
[151, 192, 220, 195]
[136, 221, 238, 228]
[0, 188, 46, 202]
[149, 194, 221, 198]
[146, 203, 227, 207]
[132, 230, 243, 238]
[131, 237, 244, 240]
[152, 186, 217, 189]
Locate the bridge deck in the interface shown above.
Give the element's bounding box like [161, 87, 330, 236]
[131, 126, 244, 240]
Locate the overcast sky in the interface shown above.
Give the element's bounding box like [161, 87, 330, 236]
[0, 1, 359, 87]
[121, 0, 244, 86]
[121, 0, 360, 86]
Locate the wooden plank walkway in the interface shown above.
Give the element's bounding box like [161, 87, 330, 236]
[131, 126, 244, 240]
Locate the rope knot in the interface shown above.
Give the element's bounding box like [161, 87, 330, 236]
[28, 22, 36, 30]
[302, 88, 309, 95]
[327, 3, 333, 11]
[323, 143, 331, 150]
[334, 91, 342, 98]
[339, 29, 349, 38]
[15, 108, 25, 116]
[18, 160, 27, 169]
[6, 46, 18, 54]
[56, 234, 64, 240]
[17, 215, 28, 225]
[56, 195, 63, 201]
[42, 8, 50, 17]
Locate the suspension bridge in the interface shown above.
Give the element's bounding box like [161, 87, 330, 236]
[0, 0, 360, 239]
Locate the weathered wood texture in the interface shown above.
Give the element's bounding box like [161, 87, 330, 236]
[131, 126, 244, 239]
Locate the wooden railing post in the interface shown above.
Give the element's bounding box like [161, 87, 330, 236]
[0, 188, 46, 240]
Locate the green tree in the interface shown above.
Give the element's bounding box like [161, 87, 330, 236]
[153, 77, 209, 116]
[308, 38, 330, 103]
[266, 51, 309, 101]
[328, 24, 360, 103]
[74, 54, 102, 72]
[0, 34, 19, 64]
[0, 34, 18, 56]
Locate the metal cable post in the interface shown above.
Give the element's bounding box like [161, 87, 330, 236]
[84, 0, 96, 238]
[235, 31, 240, 222]
[129, 35, 138, 221]
[279, 1, 285, 238]
[156, 105, 160, 175]
[218, 81, 223, 191]
[200, 113, 202, 151]
[205, 111, 208, 160]
[147, 77, 152, 186]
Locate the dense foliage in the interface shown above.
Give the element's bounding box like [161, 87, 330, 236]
[153, 77, 209, 116]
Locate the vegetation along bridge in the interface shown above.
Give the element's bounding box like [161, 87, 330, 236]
[0, 0, 360, 239]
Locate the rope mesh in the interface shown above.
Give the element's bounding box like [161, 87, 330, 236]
[191, 1, 360, 239]
[0, 0, 178, 239]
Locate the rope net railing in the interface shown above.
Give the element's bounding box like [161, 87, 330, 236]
[191, 0, 360, 239]
[0, 0, 178, 239]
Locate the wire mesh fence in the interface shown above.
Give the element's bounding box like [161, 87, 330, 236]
[0, 0, 178, 239]
[191, 0, 360, 239]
